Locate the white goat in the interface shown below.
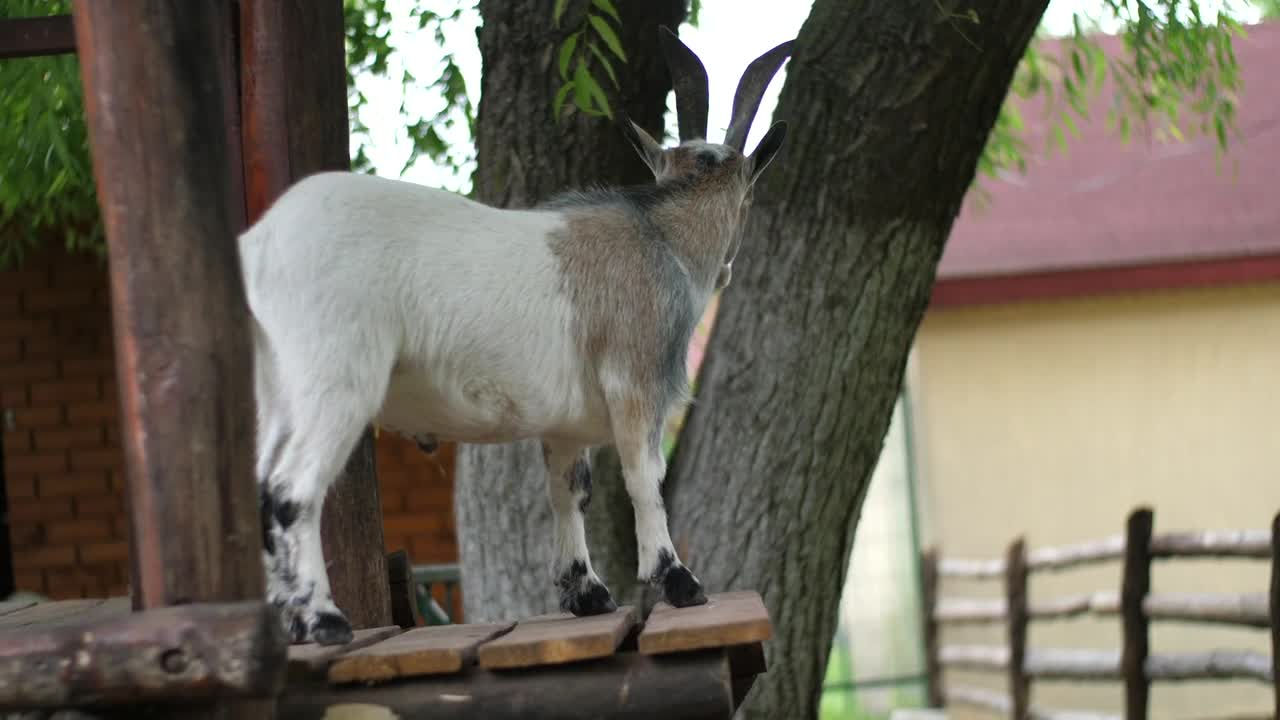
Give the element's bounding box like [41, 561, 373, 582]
[243, 27, 793, 645]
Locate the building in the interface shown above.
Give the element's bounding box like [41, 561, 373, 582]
[0, 244, 459, 603]
[831, 19, 1280, 718]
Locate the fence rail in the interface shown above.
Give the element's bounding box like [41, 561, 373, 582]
[922, 507, 1280, 719]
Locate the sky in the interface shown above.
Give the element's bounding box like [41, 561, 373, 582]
[354, 0, 1263, 193]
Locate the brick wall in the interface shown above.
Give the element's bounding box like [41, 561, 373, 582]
[1, 245, 458, 600]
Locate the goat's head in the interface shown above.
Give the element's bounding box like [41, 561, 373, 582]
[620, 27, 793, 290]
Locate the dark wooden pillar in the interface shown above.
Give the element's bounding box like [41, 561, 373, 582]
[1004, 538, 1029, 720]
[1120, 507, 1154, 720]
[238, 0, 392, 632]
[1269, 511, 1279, 719]
[72, 1, 276, 716]
[72, 0, 263, 611]
[919, 548, 943, 707]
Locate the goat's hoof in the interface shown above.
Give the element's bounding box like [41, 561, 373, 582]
[310, 611, 354, 646]
[562, 580, 618, 617]
[663, 565, 708, 608]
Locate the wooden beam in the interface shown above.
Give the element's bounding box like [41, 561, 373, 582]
[1270, 511, 1279, 719]
[1121, 507, 1154, 720]
[477, 607, 638, 670]
[1005, 537, 1030, 720]
[327, 622, 515, 684]
[0, 15, 74, 59]
[279, 649, 737, 720]
[72, 0, 264, 610]
[0, 601, 285, 709]
[637, 591, 772, 655]
[920, 548, 943, 707]
[238, 0, 392, 633]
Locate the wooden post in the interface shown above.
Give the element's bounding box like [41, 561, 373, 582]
[1270, 511, 1279, 719]
[72, 1, 277, 716]
[238, 0, 392, 631]
[1121, 507, 1154, 720]
[920, 548, 943, 707]
[72, 0, 264, 611]
[1005, 538, 1029, 720]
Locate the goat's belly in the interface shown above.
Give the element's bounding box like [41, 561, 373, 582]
[376, 370, 610, 447]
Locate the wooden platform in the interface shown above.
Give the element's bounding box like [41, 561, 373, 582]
[0, 591, 772, 719]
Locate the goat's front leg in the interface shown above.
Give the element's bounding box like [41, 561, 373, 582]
[606, 395, 707, 608]
[542, 441, 617, 615]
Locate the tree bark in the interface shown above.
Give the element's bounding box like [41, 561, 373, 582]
[664, 2, 1049, 718]
[458, 0, 686, 622]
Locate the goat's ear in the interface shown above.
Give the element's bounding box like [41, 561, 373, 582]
[620, 117, 665, 176]
[747, 121, 787, 183]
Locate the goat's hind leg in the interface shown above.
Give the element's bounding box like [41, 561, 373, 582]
[605, 393, 707, 608]
[542, 441, 616, 615]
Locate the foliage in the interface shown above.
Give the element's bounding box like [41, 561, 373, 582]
[979, 1, 1247, 180]
[552, 0, 628, 121]
[345, 0, 476, 177]
[1257, 0, 1280, 18]
[0, 0, 101, 268]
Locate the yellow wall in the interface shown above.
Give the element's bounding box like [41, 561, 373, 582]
[912, 282, 1280, 718]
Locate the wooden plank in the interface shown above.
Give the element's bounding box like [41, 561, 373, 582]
[477, 607, 638, 670]
[0, 601, 284, 709]
[279, 648, 735, 720]
[0, 599, 37, 619]
[287, 625, 402, 682]
[1121, 508, 1154, 719]
[0, 597, 129, 631]
[638, 591, 771, 656]
[329, 622, 515, 684]
[1150, 529, 1271, 559]
[0, 15, 75, 59]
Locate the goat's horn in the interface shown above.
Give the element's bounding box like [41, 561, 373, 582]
[658, 26, 709, 142]
[723, 39, 794, 151]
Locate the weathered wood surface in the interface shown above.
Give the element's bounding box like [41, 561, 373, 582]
[72, 0, 265, 611]
[286, 626, 402, 682]
[1145, 650, 1273, 682]
[328, 622, 515, 684]
[1005, 539, 1029, 719]
[920, 549, 943, 707]
[638, 592, 772, 655]
[279, 649, 735, 720]
[1121, 508, 1153, 718]
[936, 590, 1268, 627]
[0, 601, 285, 709]
[1150, 529, 1271, 558]
[941, 644, 1272, 684]
[0, 15, 75, 59]
[477, 607, 638, 670]
[0, 600, 36, 619]
[238, 0, 391, 632]
[387, 549, 422, 630]
[0, 598, 128, 631]
[944, 686, 1120, 720]
[1272, 511, 1279, 717]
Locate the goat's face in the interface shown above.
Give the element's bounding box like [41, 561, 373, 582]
[622, 122, 788, 290]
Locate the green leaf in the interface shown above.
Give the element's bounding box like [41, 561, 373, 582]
[553, 0, 570, 27]
[583, 68, 613, 118]
[588, 14, 626, 61]
[552, 81, 575, 120]
[573, 58, 591, 112]
[589, 42, 620, 88]
[590, 0, 621, 25]
[559, 33, 579, 81]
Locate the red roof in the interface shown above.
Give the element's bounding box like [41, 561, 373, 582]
[934, 20, 1280, 306]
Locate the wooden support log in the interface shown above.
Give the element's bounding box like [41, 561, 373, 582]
[1144, 650, 1274, 683]
[1150, 530, 1271, 559]
[920, 549, 943, 707]
[1006, 537, 1030, 719]
[1025, 649, 1121, 681]
[938, 644, 1009, 671]
[936, 590, 1269, 628]
[938, 557, 1005, 580]
[1121, 507, 1153, 720]
[387, 550, 423, 630]
[945, 686, 1122, 720]
[278, 649, 736, 720]
[1027, 536, 1126, 572]
[238, 0, 392, 633]
[0, 15, 74, 59]
[0, 602, 285, 710]
[73, 0, 265, 612]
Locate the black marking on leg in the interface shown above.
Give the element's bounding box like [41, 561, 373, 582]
[556, 560, 617, 616]
[663, 564, 707, 608]
[259, 486, 276, 555]
[651, 548, 676, 583]
[569, 457, 592, 512]
[311, 611, 354, 646]
[288, 614, 308, 643]
[273, 496, 300, 530]
[413, 433, 439, 454]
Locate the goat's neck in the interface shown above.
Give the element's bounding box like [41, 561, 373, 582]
[649, 187, 743, 289]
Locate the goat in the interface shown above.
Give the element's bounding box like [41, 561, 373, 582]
[244, 27, 793, 645]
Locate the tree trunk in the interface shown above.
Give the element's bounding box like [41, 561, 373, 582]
[457, 0, 686, 622]
[664, 1, 1048, 718]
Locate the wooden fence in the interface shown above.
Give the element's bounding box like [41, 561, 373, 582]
[920, 507, 1280, 719]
